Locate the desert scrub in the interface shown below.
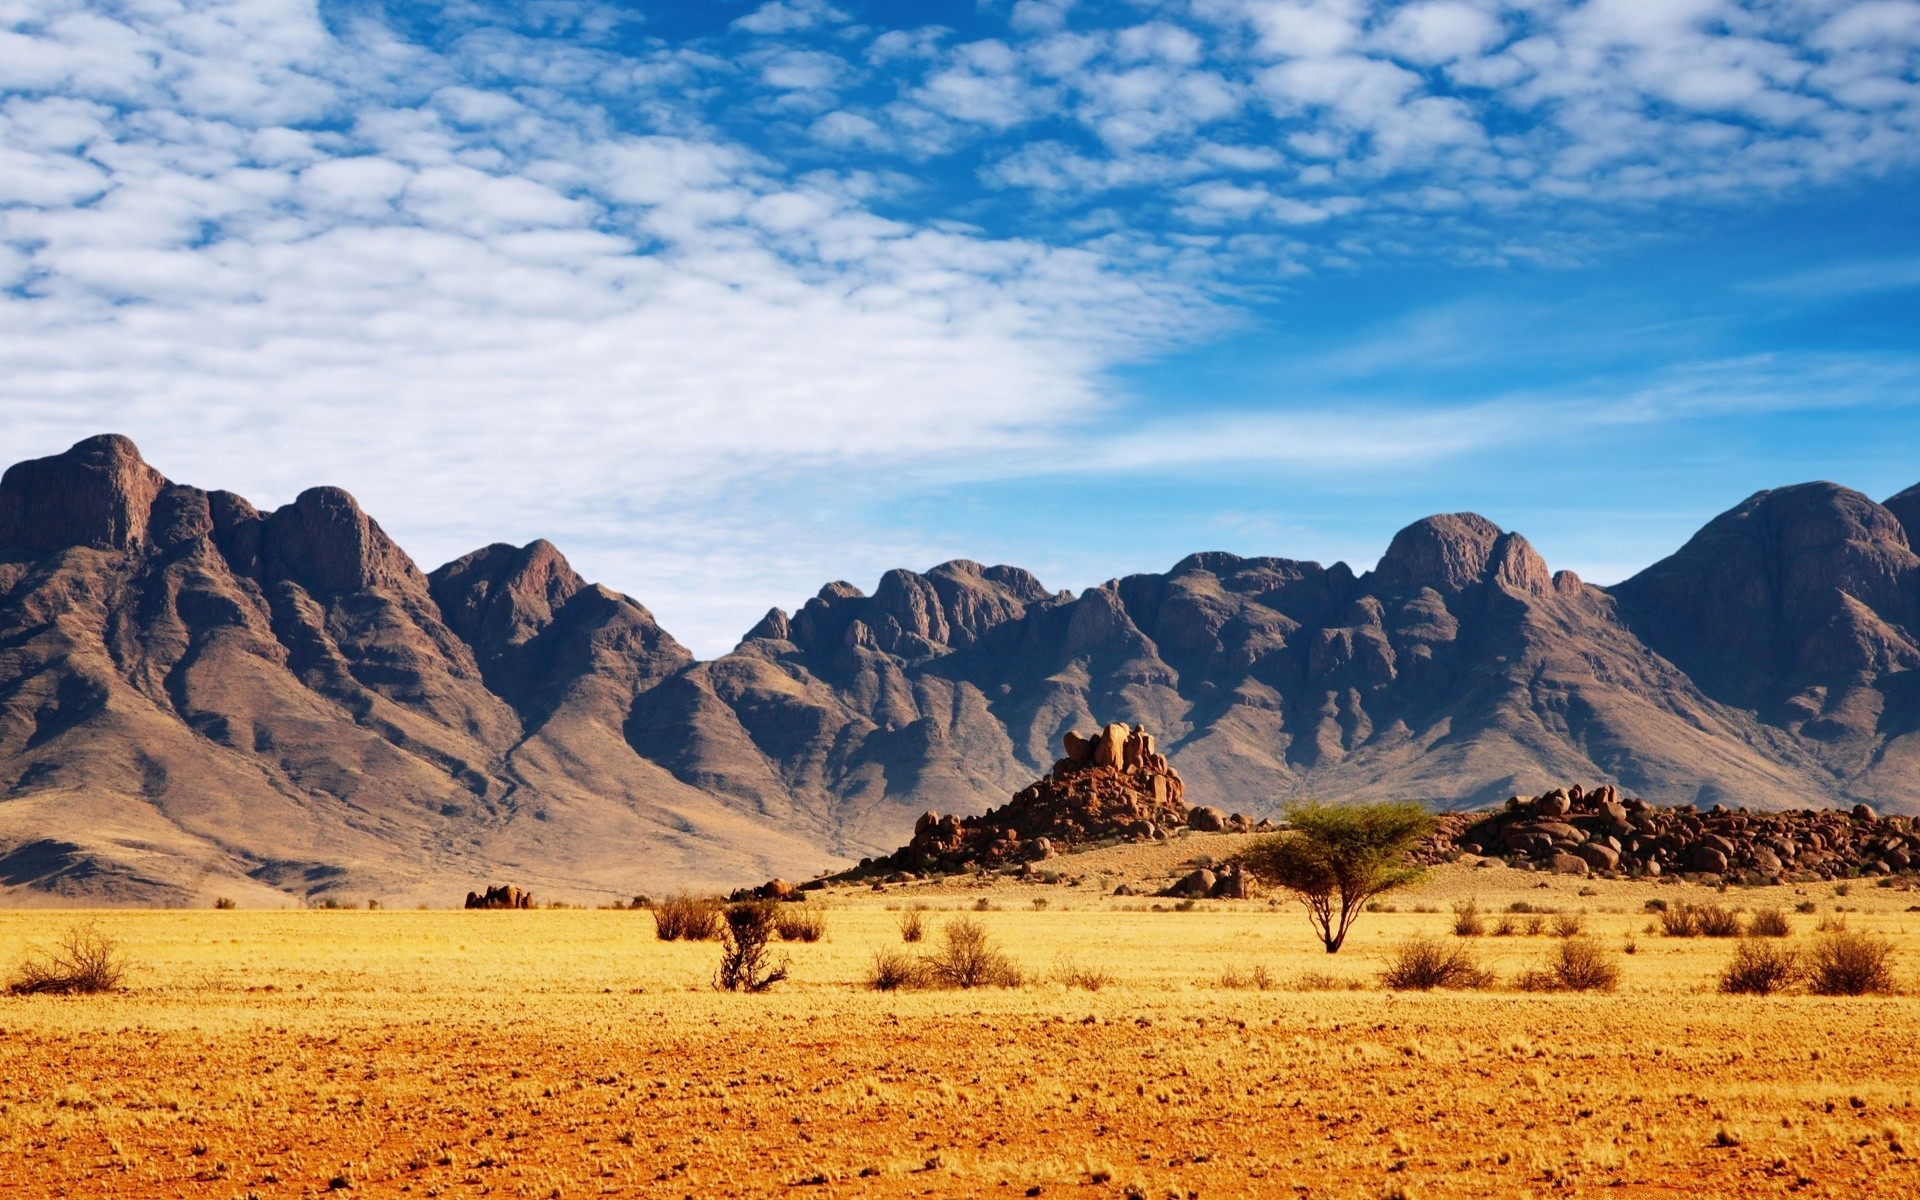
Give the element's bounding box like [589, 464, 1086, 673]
[653, 894, 722, 942]
[1550, 912, 1586, 938]
[1053, 958, 1112, 992]
[1451, 900, 1484, 937]
[9, 923, 128, 995]
[1217, 964, 1275, 991]
[1516, 936, 1619, 993]
[1806, 930, 1897, 996]
[1746, 907, 1792, 938]
[1719, 939, 1801, 995]
[867, 949, 920, 991]
[1380, 936, 1493, 991]
[774, 904, 826, 943]
[713, 903, 789, 993]
[921, 918, 1021, 989]
[1695, 904, 1744, 938]
[897, 906, 927, 943]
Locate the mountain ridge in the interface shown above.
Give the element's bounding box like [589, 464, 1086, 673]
[2, 434, 1916, 905]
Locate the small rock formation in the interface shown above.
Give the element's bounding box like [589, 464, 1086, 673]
[1425, 785, 1920, 882]
[855, 723, 1195, 875]
[465, 884, 533, 909]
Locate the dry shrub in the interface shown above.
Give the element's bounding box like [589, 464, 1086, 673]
[714, 903, 789, 992]
[922, 918, 1021, 989]
[1658, 904, 1700, 937]
[1550, 913, 1586, 938]
[1451, 900, 1484, 937]
[1719, 939, 1801, 995]
[1054, 959, 1113, 992]
[1490, 915, 1516, 937]
[213, 897, 237, 910]
[1807, 930, 1897, 996]
[1218, 964, 1275, 991]
[1522, 915, 1546, 937]
[1380, 936, 1494, 991]
[1696, 904, 1744, 938]
[775, 905, 826, 943]
[1516, 936, 1619, 993]
[868, 949, 921, 992]
[654, 894, 722, 942]
[1794, 900, 1818, 914]
[897, 907, 927, 943]
[9, 923, 127, 995]
[1747, 907, 1792, 938]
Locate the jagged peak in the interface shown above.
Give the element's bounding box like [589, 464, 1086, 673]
[262, 485, 421, 595]
[1883, 481, 1920, 548]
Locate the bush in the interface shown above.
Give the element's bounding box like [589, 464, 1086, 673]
[1643, 898, 1668, 913]
[1794, 900, 1818, 914]
[1746, 907, 1791, 937]
[1055, 959, 1113, 991]
[1719, 939, 1801, 995]
[898, 907, 926, 943]
[1656, 903, 1700, 937]
[1218, 964, 1276, 990]
[1451, 900, 1484, 937]
[8, 923, 127, 995]
[1516, 936, 1619, 993]
[922, 918, 1021, 989]
[775, 905, 826, 943]
[1550, 913, 1586, 938]
[1806, 931, 1896, 996]
[1380, 936, 1494, 991]
[1522, 915, 1546, 937]
[1696, 904, 1743, 938]
[654, 894, 723, 942]
[214, 897, 237, 910]
[868, 949, 921, 991]
[713, 903, 789, 992]
[1490, 915, 1516, 937]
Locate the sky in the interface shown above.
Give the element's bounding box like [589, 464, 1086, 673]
[2, 0, 1918, 656]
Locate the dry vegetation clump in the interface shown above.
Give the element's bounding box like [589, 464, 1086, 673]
[1218, 964, 1276, 990]
[653, 894, 723, 942]
[1747, 907, 1793, 937]
[1658, 902, 1744, 937]
[897, 906, 927, 943]
[1291, 970, 1363, 991]
[1719, 939, 1801, 995]
[8, 922, 128, 995]
[1054, 958, 1113, 991]
[1451, 900, 1484, 936]
[714, 903, 789, 993]
[1806, 930, 1897, 996]
[867, 948, 920, 991]
[922, 918, 1022, 989]
[1380, 936, 1494, 991]
[1517, 936, 1619, 993]
[774, 904, 826, 943]
[1696, 904, 1745, 938]
[1551, 912, 1586, 938]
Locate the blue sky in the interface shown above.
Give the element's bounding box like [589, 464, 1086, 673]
[3, 0, 1918, 654]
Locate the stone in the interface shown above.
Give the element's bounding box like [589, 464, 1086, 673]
[1169, 868, 1217, 898]
[1209, 865, 1250, 899]
[1548, 852, 1589, 875]
[1188, 806, 1229, 832]
[1573, 842, 1620, 871]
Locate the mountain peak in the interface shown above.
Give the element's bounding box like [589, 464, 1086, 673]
[1372, 512, 1506, 593]
[0, 433, 167, 554]
[1885, 482, 1920, 549]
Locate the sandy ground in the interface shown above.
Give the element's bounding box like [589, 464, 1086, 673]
[4, 838, 1920, 1198]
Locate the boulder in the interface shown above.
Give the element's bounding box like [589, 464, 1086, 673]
[1168, 868, 1217, 898]
[1547, 852, 1589, 875]
[1188, 806, 1229, 832]
[1209, 865, 1250, 899]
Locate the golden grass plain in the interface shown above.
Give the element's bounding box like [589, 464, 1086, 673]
[5, 847, 1920, 1198]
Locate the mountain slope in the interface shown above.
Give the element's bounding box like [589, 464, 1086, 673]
[1, 435, 1915, 904]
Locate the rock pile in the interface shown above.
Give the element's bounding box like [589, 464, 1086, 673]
[855, 724, 1256, 877]
[1440, 785, 1920, 882]
[465, 884, 533, 909]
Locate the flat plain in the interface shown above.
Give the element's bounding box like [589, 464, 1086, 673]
[5, 843, 1920, 1199]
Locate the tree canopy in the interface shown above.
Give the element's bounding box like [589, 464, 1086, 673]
[1238, 801, 1434, 953]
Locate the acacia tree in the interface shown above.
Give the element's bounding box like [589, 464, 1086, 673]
[1238, 801, 1434, 953]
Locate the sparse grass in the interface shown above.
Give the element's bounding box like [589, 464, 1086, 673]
[867, 948, 920, 991]
[1516, 936, 1619, 992]
[1451, 900, 1484, 936]
[1807, 931, 1897, 996]
[774, 904, 826, 943]
[1491, 915, 1516, 937]
[1795, 900, 1819, 914]
[1719, 939, 1801, 995]
[1218, 963, 1276, 990]
[653, 894, 722, 942]
[1659, 903, 1701, 937]
[8, 922, 127, 995]
[1697, 904, 1744, 938]
[1291, 970, 1364, 992]
[1380, 936, 1494, 991]
[1054, 958, 1112, 992]
[1550, 912, 1586, 938]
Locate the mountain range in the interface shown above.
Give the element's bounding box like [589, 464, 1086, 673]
[2, 434, 1916, 905]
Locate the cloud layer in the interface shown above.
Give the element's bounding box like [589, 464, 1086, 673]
[2, 0, 1917, 652]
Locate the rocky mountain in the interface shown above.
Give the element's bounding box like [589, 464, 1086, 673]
[1, 435, 1915, 905]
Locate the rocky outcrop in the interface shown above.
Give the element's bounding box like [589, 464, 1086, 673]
[465, 884, 533, 909]
[1438, 785, 1920, 882]
[851, 724, 1194, 875]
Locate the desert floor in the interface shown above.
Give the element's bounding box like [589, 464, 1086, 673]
[5, 839, 1920, 1198]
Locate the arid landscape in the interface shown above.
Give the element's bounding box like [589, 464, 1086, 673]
[6, 838, 1920, 1198]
